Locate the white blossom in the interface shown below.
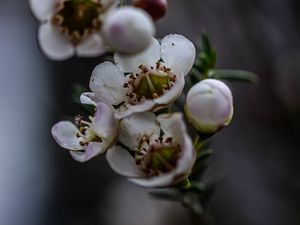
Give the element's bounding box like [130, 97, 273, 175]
[185, 79, 234, 134]
[30, 0, 118, 60]
[81, 34, 196, 119]
[106, 112, 196, 187]
[51, 102, 118, 162]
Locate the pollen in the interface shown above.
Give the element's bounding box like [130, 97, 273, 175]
[52, 0, 102, 45]
[123, 65, 177, 104]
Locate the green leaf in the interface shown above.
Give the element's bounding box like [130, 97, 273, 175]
[208, 69, 258, 83]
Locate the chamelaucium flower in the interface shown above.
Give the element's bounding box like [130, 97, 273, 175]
[51, 102, 118, 162]
[106, 112, 196, 187]
[103, 6, 155, 54]
[133, 0, 168, 21]
[81, 34, 196, 119]
[30, 0, 119, 60]
[185, 79, 234, 134]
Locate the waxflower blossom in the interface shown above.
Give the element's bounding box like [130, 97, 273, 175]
[133, 0, 168, 21]
[81, 34, 196, 119]
[51, 102, 118, 162]
[30, 0, 118, 60]
[106, 112, 196, 187]
[185, 79, 234, 134]
[103, 6, 155, 54]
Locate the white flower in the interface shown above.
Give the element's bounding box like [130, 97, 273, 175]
[103, 6, 155, 54]
[106, 112, 196, 187]
[51, 102, 118, 162]
[29, 0, 118, 60]
[185, 79, 234, 134]
[81, 34, 196, 119]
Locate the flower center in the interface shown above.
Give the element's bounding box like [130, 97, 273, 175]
[135, 136, 181, 177]
[75, 115, 102, 146]
[123, 64, 177, 103]
[52, 0, 102, 45]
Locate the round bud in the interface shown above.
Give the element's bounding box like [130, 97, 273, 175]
[103, 6, 155, 54]
[185, 79, 234, 134]
[133, 0, 168, 21]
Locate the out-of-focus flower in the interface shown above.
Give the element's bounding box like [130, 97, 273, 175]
[51, 102, 118, 162]
[106, 112, 196, 187]
[185, 79, 233, 134]
[29, 0, 118, 60]
[81, 34, 196, 118]
[133, 0, 168, 21]
[103, 6, 155, 54]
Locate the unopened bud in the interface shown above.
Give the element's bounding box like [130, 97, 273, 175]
[133, 0, 168, 21]
[103, 6, 155, 54]
[185, 79, 234, 134]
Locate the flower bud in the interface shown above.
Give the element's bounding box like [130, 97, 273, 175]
[103, 6, 155, 54]
[185, 79, 234, 134]
[133, 0, 168, 21]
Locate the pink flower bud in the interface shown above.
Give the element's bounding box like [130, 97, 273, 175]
[133, 0, 168, 21]
[103, 6, 155, 54]
[185, 79, 234, 134]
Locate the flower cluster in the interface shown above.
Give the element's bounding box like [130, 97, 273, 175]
[31, 0, 241, 190]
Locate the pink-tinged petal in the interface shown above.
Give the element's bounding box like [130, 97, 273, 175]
[92, 102, 118, 140]
[51, 121, 84, 150]
[106, 145, 144, 177]
[89, 61, 126, 105]
[76, 33, 107, 57]
[115, 100, 156, 119]
[161, 34, 196, 76]
[38, 22, 75, 60]
[70, 142, 106, 162]
[154, 73, 185, 105]
[114, 38, 160, 74]
[118, 112, 160, 150]
[29, 0, 55, 22]
[80, 92, 97, 106]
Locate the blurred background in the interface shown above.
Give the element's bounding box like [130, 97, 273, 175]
[1, 0, 300, 224]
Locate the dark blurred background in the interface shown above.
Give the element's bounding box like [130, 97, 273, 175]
[1, 0, 300, 224]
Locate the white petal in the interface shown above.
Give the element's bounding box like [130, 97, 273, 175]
[161, 34, 196, 76]
[38, 22, 74, 60]
[80, 92, 97, 106]
[157, 113, 184, 140]
[118, 112, 160, 150]
[154, 73, 185, 105]
[51, 121, 84, 150]
[103, 6, 155, 54]
[70, 142, 106, 162]
[76, 33, 107, 57]
[92, 102, 118, 140]
[106, 145, 144, 177]
[130, 173, 175, 187]
[114, 38, 160, 73]
[89, 61, 126, 105]
[29, 0, 55, 22]
[115, 100, 156, 119]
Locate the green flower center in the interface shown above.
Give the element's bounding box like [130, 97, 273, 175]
[123, 64, 177, 103]
[135, 136, 181, 177]
[52, 0, 102, 45]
